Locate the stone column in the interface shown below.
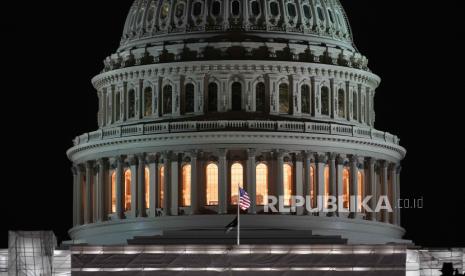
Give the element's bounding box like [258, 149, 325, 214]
[218, 149, 228, 214]
[171, 153, 179, 216]
[304, 152, 312, 214]
[349, 155, 359, 219]
[315, 153, 327, 215]
[115, 156, 125, 219]
[147, 154, 158, 217]
[137, 154, 146, 217]
[276, 150, 285, 202]
[97, 159, 108, 222]
[163, 153, 171, 216]
[84, 162, 94, 224]
[247, 149, 257, 214]
[291, 74, 301, 116]
[72, 166, 78, 227]
[381, 161, 389, 223]
[368, 158, 377, 221]
[190, 151, 199, 215]
[396, 166, 402, 226]
[129, 156, 138, 218]
[295, 153, 304, 215]
[336, 155, 345, 217]
[390, 163, 398, 225]
[328, 153, 337, 216]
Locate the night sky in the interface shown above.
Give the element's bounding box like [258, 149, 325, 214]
[2, 1, 464, 248]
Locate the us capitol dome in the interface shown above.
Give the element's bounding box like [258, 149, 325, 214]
[67, 0, 406, 245]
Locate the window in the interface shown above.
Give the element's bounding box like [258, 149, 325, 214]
[301, 84, 311, 114]
[162, 85, 172, 115]
[182, 164, 191, 207]
[338, 89, 345, 118]
[231, 0, 240, 16]
[328, 9, 334, 23]
[144, 87, 153, 117]
[317, 6, 325, 21]
[111, 171, 116, 213]
[251, 1, 260, 16]
[211, 1, 221, 16]
[145, 167, 150, 209]
[343, 168, 350, 209]
[175, 2, 185, 17]
[270, 2, 279, 17]
[128, 89, 136, 119]
[161, 1, 170, 19]
[124, 169, 132, 211]
[137, 8, 145, 26]
[231, 82, 242, 111]
[146, 3, 156, 24]
[206, 164, 219, 205]
[115, 92, 121, 120]
[324, 165, 329, 208]
[353, 91, 358, 120]
[279, 83, 290, 114]
[208, 83, 218, 112]
[357, 170, 364, 212]
[193, 1, 203, 16]
[303, 5, 312, 20]
[283, 164, 292, 206]
[287, 3, 296, 17]
[231, 163, 244, 204]
[158, 166, 165, 208]
[256, 163, 268, 205]
[255, 82, 266, 112]
[321, 86, 330, 116]
[185, 83, 195, 113]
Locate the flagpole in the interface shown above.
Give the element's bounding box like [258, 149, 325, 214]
[237, 184, 240, 246]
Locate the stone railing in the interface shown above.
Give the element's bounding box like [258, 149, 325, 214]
[73, 120, 400, 146]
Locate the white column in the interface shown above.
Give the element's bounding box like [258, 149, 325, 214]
[303, 152, 312, 215]
[72, 166, 78, 226]
[128, 156, 138, 218]
[368, 158, 377, 221]
[84, 161, 93, 224]
[172, 77, 181, 116]
[328, 153, 337, 216]
[147, 154, 158, 217]
[218, 149, 228, 214]
[295, 153, 304, 215]
[97, 159, 108, 222]
[315, 153, 327, 215]
[396, 166, 402, 226]
[349, 155, 359, 219]
[115, 156, 124, 219]
[336, 156, 345, 217]
[163, 153, 171, 216]
[381, 161, 389, 223]
[269, 74, 279, 115]
[171, 153, 179, 216]
[137, 154, 146, 217]
[247, 149, 257, 214]
[390, 163, 398, 225]
[190, 151, 199, 215]
[291, 74, 301, 116]
[276, 150, 285, 201]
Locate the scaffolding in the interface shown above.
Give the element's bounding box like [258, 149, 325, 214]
[8, 231, 56, 276]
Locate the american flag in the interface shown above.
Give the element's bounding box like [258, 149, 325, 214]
[239, 187, 251, 211]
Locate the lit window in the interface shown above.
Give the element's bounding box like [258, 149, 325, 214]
[145, 167, 150, 209]
[144, 87, 153, 117]
[255, 82, 266, 112]
[182, 164, 191, 207]
[185, 83, 195, 113]
[324, 165, 329, 208]
[111, 171, 116, 213]
[357, 170, 364, 212]
[161, 1, 170, 19]
[124, 169, 132, 211]
[343, 168, 350, 209]
[256, 163, 268, 205]
[158, 166, 164, 208]
[231, 163, 244, 204]
[279, 83, 290, 114]
[128, 89, 136, 118]
[338, 89, 345, 118]
[283, 164, 292, 206]
[321, 86, 330, 115]
[301, 84, 311, 114]
[163, 85, 172, 115]
[206, 164, 219, 205]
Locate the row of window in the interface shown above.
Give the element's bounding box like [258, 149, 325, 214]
[102, 81, 370, 125]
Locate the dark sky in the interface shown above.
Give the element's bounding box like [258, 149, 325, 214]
[2, 1, 464, 248]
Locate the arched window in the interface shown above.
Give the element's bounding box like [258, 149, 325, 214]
[283, 164, 293, 206]
[128, 89, 136, 119]
[162, 85, 172, 115]
[231, 0, 240, 16]
[161, 1, 170, 19]
[115, 92, 121, 120]
[301, 84, 311, 114]
[185, 83, 195, 113]
[124, 169, 132, 211]
[357, 170, 364, 212]
[158, 166, 165, 208]
[256, 163, 268, 205]
[207, 83, 218, 112]
[321, 86, 330, 116]
[146, 3, 156, 25]
[251, 1, 260, 16]
[211, 1, 221, 16]
[353, 91, 358, 120]
[231, 163, 244, 204]
[343, 167, 350, 209]
[287, 3, 297, 17]
[193, 2, 203, 16]
[324, 165, 330, 208]
[206, 164, 219, 205]
[175, 2, 185, 18]
[303, 5, 312, 20]
[111, 171, 116, 213]
[144, 87, 153, 117]
[231, 82, 242, 111]
[182, 164, 191, 207]
[328, 9, 334, 23]
[145, 167, 150, 209]
[279, 83, 290, 114]
[338, 89, 345, 118]
[270, 2, 279, 16]
[255, 82, 266, 112]
[317, 6, 325, 21]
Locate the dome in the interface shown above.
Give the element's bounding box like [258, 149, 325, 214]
[119, 0, 355, 52]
